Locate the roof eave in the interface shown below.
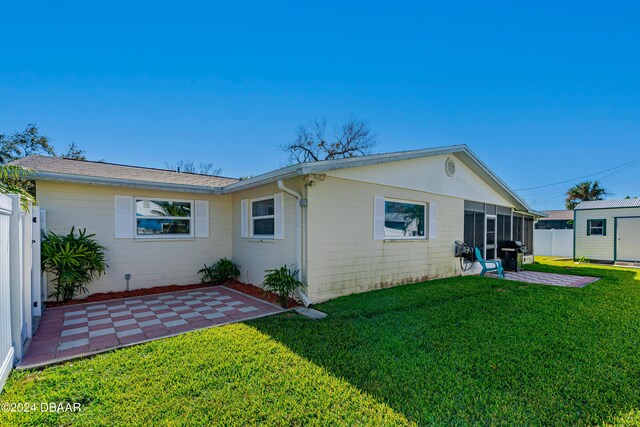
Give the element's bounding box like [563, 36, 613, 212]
[219, 144, 535, 214]
[220, 145, 470, 193]
[32, 172, 222, 194]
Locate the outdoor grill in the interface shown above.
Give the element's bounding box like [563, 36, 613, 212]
[500, 240, 527, 272]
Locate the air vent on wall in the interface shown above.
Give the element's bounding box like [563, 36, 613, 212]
[445, 157, 456, 177]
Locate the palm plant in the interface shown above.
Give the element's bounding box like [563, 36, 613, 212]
[262, 265, 302, 308]
[198, 258, 240, 284]
[150, 201, 191, 217]
[0, 164, 35, 210]
[565, 181, 607, 210]
[41, 227, 108, 301]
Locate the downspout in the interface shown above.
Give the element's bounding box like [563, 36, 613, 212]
[277, 179, 312, 307]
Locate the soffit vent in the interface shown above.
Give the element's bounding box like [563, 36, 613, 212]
[445, 157, 456, 177]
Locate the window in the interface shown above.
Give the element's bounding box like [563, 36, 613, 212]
[135, 198, 192, 237]
[587, 219, 606, 236]
[251, 197, 275, 237]
[384, 199, 426, 239]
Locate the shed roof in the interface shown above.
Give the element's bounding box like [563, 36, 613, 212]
[575, 199, 640, 210]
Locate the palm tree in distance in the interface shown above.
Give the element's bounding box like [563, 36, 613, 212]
[565, 180, 607, 210]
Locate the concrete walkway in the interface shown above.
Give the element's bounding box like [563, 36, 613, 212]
[490, 270, 600, 287]
[20, 286, 283, 369]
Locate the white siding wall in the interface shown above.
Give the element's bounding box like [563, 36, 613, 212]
[575, 207, 640, 262]
[326, 153, 515, 207]
[230, 180, 301, 287]
[305, 177, 462, 302]
[36, 182, 231, 298]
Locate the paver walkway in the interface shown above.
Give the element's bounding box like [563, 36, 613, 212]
[21, 286, 283, 368]
[490, 270, 599, 287]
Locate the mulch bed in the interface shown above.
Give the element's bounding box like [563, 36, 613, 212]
[225, 280, 300, 309]
[45, 284, 210, 307]
[45, 280, 299, 309]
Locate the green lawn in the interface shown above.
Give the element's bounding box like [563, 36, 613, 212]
[2, 258, 640, 426]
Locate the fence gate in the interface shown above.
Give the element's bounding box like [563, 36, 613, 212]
[0, 195, 38, 393]
[0, 194, 14, 390]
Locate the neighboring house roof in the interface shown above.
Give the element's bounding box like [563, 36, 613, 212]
[11, 155, 238, 193]
[575, 199, 640, 210]
[11, 145, 541, 215]
[539, 210, 573, 220]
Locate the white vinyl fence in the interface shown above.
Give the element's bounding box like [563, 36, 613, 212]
[0, 194, 43, 393]
[533, 229, 573, 258]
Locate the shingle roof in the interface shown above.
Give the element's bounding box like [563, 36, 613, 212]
[539, 210, 573, 220]
[11, 155, 238, 189]
[575, 199, 640, 210]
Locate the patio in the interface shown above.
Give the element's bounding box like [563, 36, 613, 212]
[490, 270, 600, 287]
[20, 286, 284, 368]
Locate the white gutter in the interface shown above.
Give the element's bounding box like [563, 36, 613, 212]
[277, 179, 312, 307]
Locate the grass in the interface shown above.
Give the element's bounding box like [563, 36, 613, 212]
[2, 258, 640, 425]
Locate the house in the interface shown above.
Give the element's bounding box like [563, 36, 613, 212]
[535, 210, 573, 230]
[574, 199, 640, 264]
[13, 145, 542, 304]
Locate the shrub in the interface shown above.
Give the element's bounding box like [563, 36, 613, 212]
[262, 265, 302, 308]
[41, 227, 108, 302]
[198, 258, 240, 284]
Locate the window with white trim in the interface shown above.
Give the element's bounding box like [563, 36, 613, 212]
[251, 197, 275, 237]
[135, 198, 193, 238]
[383, 199, 427, 239]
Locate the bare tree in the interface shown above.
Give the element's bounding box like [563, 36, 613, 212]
[60, 142, 87, 160]
[164, 160, 223, 176]
[282, 118, 376, 164]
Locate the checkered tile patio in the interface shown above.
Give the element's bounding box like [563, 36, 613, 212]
[490, 270, 599, 287]
[21, 286, 283, 368]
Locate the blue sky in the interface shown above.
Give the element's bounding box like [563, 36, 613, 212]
[1, 1, 639, 210]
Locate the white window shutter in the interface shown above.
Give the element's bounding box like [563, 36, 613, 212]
[240, 199, 249, 238]
[194, 200, 209, 238]
[274, 192, 284, 240]
[114, 195, 134, 238]
[428, 202, 437, 239]
[373, 196, 385, 240]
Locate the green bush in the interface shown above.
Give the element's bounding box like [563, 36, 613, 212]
[41, 227, 108, 302]
[262, 265, 302, 308]
[198, 258, 240, 284]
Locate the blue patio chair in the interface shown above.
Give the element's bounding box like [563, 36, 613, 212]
[475, 247, 504, 279]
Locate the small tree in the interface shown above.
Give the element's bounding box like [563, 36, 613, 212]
[41, 227, 108, 301]
[565, 181, 607, 210]
[281, 118, 376, 164]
